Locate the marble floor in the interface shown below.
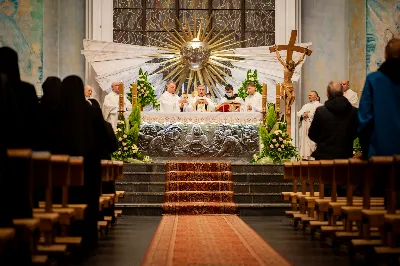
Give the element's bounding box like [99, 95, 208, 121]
[63, 216, 372, 266]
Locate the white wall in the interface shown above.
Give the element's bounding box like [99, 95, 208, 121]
[43, 0, 86, 86]
[301, 0, 349, 105]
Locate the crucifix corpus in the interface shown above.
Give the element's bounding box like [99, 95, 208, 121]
[269, 30, 312, 136]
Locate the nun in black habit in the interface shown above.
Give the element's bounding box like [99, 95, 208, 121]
[0, 47, 39, 149]
[36, 76, 62, 152]
[55, 75, 107, 250]
[0, 47, 38, 222]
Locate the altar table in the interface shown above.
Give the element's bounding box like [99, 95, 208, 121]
[138, 112, 262, 159]
[141, 111, 263, 125]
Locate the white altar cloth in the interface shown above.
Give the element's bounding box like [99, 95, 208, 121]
[141, 112, 263, 125]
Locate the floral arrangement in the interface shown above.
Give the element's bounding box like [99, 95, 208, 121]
[127, 68, 159, 110]
[237, 69, 263, 100]
[251, 104, 299, 164]
[112, 103, 152, 163]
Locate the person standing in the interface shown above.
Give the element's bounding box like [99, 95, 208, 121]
[342, 80, 359, 107]
[296, 91, 322, 160]
[102, 81, 132, 130]
[158, 81, 183, 112]
[358, 38, 400, 158]
[244, 82, 263, 112]
[308, 81, 358, 197]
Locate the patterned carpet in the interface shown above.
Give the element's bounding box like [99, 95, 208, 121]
[163, 162, 237, 215]
[141, 215, 292, 266]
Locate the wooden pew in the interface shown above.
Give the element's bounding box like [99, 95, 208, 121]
[0, 228, 15, 264]
[6, 149, 48, 264]
[348, 156, 399, 255]
[38, 157, 87, 221]
[98, 160, 114, 234]
[282, 162, 299, 217]
[31, 153, 67, 254]
[37, 156, 85, 247]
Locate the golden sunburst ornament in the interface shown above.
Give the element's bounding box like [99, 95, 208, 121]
[143, 14, 249, 97]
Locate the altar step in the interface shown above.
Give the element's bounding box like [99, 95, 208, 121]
[116, 163, 304, 216]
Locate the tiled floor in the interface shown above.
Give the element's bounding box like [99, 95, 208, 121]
[63, 216, 371, 266]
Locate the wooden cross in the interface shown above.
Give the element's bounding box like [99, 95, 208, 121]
[269, 30, 312, 62]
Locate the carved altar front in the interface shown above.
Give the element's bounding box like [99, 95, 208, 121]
[138, 112, 261, 159]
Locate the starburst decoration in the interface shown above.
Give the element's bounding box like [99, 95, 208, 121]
[141, 14, 250, 97]
[82, 15, 312, 104]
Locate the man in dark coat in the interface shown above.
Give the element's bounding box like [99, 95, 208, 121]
[308, 81, 358, 196]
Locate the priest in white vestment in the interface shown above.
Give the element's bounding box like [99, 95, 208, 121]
[158, 81, 183, 112]
[187, 85, 215, 112]
[342, 80, 359, 107]
[244, 82, 263, 112]
[103, 81, 132, 130]
[84, 85, 93, 104]
[297, 91, 322, 160]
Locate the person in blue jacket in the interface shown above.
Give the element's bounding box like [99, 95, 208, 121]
[358, 38, 400, 158]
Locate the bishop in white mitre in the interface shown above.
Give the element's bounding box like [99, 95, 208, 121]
[187, 85, 215, 112]
[102, 81, 132, 130]
[159, 81, 182, 112]
[297, 91, 322, 160]
[244, 82, 263, 112]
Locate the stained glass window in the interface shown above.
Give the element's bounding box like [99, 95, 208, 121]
[113, 0, 275, 47]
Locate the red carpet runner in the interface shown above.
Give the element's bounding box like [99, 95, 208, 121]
[163, 162, 237, 215]
[141, 215, 292, 266]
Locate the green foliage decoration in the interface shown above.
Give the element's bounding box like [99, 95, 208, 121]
[111, 113, 143, 162]
[112, 103, 151, 163]
[251, 104, 299, 164]
[237, 69, 263, 100]
[127, 68, 159, 110]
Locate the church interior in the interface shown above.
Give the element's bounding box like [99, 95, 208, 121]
[1, 0, 400, 265]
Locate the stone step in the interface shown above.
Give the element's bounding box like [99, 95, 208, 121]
[117, 180, 312, 193]
[234, 182, 293, 194]
[115, 203, 290, 216]
[166, 171, 233, 182]
[118, 191, 288, 204]
[117, 182, 165, 192]
[165, 162, 231, 172]
[163, 202, 237, 215]
[123, 163, 284, 175]
[234, 193, 287, 203]
[165, 191, 234, 203]
[119, 172, 287, 183]
[116, 181, 296, 194]
[116, 203, 163, 216]
[122, 192, 164, 203]
[166, 181, 233, 192]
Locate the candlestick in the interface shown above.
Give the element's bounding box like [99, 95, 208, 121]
[119, 82, 124, 112]
[262, 83, 267, 113]
[132, 83, 138, 105]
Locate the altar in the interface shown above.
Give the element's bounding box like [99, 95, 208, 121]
[138, 112, 261, 159]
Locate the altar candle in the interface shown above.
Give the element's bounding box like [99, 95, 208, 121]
[132, 83, 138, 105]
[119, 82, 124, 112]
[262, 83, 267, 112]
